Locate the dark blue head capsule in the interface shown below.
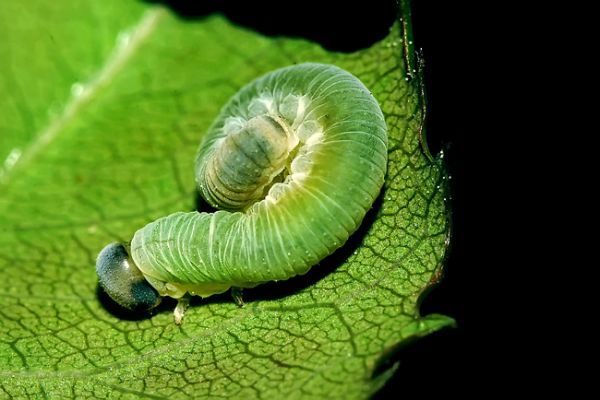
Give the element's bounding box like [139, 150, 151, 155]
[96, 243, 161, 310]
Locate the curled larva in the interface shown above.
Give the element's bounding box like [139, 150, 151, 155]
[96, 63, 388, 323]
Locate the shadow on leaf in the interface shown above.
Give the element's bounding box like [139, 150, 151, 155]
[96, 285, 177, 321]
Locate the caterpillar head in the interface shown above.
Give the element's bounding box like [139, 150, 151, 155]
[96, 243, 162, 311]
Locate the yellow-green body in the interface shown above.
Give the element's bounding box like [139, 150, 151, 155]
[130, 63, 387, 299]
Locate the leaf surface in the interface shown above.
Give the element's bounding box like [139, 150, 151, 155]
[0, 1, 453, 398]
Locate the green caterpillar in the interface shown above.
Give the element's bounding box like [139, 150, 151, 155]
[96, 63, 388, 323]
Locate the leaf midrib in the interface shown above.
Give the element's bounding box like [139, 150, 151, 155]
[0, 8, 165, 186]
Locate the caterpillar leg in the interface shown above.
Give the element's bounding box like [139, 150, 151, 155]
[231, 287, 244, 307]
[174, 294, 191, 325]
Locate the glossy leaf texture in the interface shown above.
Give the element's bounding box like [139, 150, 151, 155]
[0, 1, 453, 398]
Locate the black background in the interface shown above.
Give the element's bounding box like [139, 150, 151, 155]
[150, 0, 480, 396]
[375, 1, 471, 396]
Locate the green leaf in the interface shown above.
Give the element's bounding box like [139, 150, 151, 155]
[0, 1, 453, 398]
